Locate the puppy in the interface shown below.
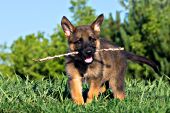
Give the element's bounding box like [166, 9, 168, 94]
[61, 14, 159, 104]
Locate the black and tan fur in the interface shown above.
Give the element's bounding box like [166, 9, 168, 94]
[61, 14, 159, 105]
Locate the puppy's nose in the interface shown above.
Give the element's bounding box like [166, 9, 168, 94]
[86, 50, 92, 55]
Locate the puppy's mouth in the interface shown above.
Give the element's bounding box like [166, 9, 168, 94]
[78, 48, 95, 64]
[84, 56, 93, 63]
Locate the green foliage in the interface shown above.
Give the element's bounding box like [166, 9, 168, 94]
[0, 44, 13, 77]
[70, 0, 96, 25]
[119, 0, 170, 80]
[0, 31, 67, 79]
[0, 75, 169, 112]
[100, 12, 124, 47]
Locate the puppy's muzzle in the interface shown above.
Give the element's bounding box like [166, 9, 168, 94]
[81, 48, 95, 64]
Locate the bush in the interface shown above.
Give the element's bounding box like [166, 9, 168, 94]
[0, 30, 67, 79]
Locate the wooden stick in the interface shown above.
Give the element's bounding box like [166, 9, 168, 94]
[33, 47, 124, 62]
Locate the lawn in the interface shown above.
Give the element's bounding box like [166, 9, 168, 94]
[0, 75, 169, 113]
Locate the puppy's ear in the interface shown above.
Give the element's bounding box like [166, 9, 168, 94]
[91, 14, 104, 34]
[61, 16, 75, 38]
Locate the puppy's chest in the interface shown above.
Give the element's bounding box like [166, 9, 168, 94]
[83, 62, 102, 79]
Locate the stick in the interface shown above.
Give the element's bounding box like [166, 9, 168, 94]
[33, 47, 124, 62]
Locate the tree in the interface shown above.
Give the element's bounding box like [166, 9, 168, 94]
[100, 12, 125, 47]
[120, 0, 170, 80]
[10, 32, 65, 79]
[69, 0, 96, 25]
[0, 44, 13, 78]
[0, 31, 67, 79]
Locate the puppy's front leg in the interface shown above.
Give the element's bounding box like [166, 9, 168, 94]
[69, 78, 84, 105]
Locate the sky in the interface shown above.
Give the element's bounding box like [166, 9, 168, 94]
[0, 0, 125, 46]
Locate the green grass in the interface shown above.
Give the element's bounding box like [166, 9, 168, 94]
[0, 75, 169, 113]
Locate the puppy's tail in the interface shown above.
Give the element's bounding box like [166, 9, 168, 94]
[124, 51, 160, 74]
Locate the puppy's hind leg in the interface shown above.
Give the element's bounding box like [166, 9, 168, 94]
[109, 77, 125, 100]
[99, 81, 109, 94]
[109, 65, 126, 100]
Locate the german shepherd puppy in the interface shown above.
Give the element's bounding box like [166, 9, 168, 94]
[61, 14, 158, 104]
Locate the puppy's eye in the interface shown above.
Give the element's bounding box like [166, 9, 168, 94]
[75, 38, 83, 44]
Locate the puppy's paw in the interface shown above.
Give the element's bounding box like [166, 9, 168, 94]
[73, 97, 84, 105]
[99, 86, 106, 93]
[86, 98, 93, 104]
[114, 92, 125, 100]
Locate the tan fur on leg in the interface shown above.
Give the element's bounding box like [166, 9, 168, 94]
[69, 78, 84, 105]
[86, 80, 100, 104]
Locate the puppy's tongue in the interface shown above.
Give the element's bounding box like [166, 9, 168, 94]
[85, 57, 93, 63]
